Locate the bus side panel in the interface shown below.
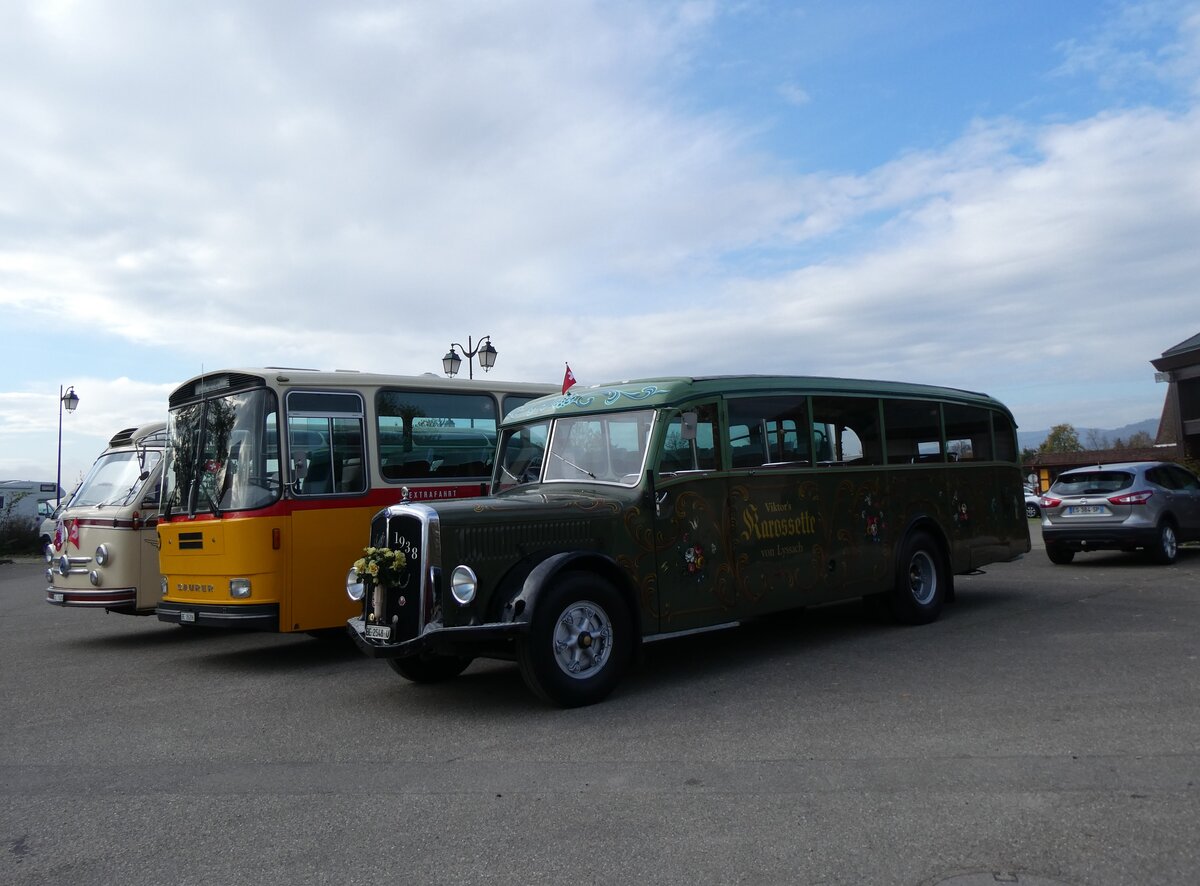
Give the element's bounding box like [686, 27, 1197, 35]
[288, 503, 380, 632]
[135, 525, 162, 611]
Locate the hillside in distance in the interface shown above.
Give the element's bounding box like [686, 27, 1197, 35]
[1017, 418, 1160, 452]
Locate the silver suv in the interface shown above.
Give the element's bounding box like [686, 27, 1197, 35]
[1040, 461, 1200, 564]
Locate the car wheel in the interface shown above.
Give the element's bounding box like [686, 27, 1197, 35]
[1046, 544, 1075, 565]
[1148, 520, 1178, 565]
[517, 572, 631, 707]
[387, 653, 474, 683]
[1024, 502, 1040, 519]
[888, 531, 947, 625]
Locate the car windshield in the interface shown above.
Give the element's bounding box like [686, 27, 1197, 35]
[71, 450, 163, 509]
[493, 409, 656, 491]
[1051, 471, 1133, 496]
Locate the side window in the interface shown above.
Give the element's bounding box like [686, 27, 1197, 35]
[376, 390, 500, 481]
[288, 392, 367, 497]
[659, 403, 719, 473]
[882, 399, 943, 464]
[1169, 466, 1200, 491]
[943, 403, 993, 462]
[810, 397, 882, 465]
[992, 411, 1018, 463]
[727, 396, 811, 469]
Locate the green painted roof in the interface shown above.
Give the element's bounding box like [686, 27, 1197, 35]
[503, 375, 1012, 425]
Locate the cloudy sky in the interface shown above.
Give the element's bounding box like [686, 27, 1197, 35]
[3, 0, 1199, 485]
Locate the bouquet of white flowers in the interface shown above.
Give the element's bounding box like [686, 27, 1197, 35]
[352, 546, 408, 586]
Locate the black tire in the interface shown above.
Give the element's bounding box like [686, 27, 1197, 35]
[1045, 544, 1075, 565]
[516, 572, 632, 707]
[387, 653, 474, 683]
[1025, 502, 1040, 519]
[888, 531, 946, 625]
[1148, 520, 1178, 565]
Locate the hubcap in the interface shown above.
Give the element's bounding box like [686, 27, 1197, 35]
[552, 600, 612, 679]
[908, 551, 937, 605]
[1163, 526, 1177, 559]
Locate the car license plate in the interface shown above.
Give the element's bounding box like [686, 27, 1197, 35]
[50, 592, 64, 602]
[179, 611, 196, 623]
[1066, 505, 1107, 515]
[365, 623, 392, 641]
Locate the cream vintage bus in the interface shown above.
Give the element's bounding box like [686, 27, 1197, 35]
[45, 422, 166, 614]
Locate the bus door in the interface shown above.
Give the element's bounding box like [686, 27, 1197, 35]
[286, 391, 370, 632]
[651, 403, 741, 634]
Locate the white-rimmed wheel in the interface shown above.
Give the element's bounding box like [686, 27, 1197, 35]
[517, 572, 631, 707]
[889, 530, 947, 625]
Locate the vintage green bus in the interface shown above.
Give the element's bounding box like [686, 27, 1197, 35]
[346, 375, 1031, 706]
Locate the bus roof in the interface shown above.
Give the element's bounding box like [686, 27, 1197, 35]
[168, 368, 557, 408]
[503, 375, 1015, 426]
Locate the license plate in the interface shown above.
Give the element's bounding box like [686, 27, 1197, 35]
[1066, 505, 1106, 515]
[50, 592, 64, 602]
[179, 611, 196, 623]
[365, 623, 392, 641]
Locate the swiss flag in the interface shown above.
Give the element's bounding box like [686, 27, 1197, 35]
[67, 519, 80, 549]
[562, 364, 576, 394]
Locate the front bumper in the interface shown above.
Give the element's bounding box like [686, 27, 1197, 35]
[156, 601, 279, 630]
[347, 615, 526, 659]
[45, 585, 137, 611]
[1041, 524, 1160, 551]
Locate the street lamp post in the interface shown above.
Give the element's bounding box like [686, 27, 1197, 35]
[442, 335, 498, 380]
[57, 385, 80, 508]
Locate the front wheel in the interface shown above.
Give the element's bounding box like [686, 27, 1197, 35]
[387, 653, 474, 683]
[888, 531, 947, 625]
[1148, 520, 1178, 565]
[1025, 502, 1040, 519]
[517, 572, 631, 707]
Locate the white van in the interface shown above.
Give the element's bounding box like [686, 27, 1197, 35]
[45, 422, 166, 614]
[0, 480, 62, 532]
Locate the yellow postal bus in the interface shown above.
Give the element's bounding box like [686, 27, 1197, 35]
[155, 369, 554, 633]
[45, 422, 166, 614]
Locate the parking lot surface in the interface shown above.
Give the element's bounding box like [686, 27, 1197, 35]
[2, 535, 1198, 885]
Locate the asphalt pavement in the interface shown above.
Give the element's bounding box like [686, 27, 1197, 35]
[2, 532, 1198, 885]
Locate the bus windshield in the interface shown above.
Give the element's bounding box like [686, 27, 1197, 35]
[72, 450, 163, 509]
[164, 388, 280, 516]
[495, 409, 655, 491]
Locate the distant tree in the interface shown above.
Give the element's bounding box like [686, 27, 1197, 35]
[1020, 447, 1038, 464]
[1085, 428, 1109, 450]
[1125, 430, 1154, 449]
[1039, 424, 1083, 453]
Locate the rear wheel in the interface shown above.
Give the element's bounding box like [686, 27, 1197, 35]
[387, 653, 474, 683]
[1025, 502, 1040, 519]
[1148, 520, 1178, 565]
[517, 572, 631, 707]
[1046, 544, 1075, 565]
[888, 531, 946, 625]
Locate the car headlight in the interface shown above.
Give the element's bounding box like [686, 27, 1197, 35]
[95, 544, 111, 566]
[230, 578, 251, 599]
[450, 565, 477, 605]
[58, 555, 71, 577]
[346, 566, 365, 602]
[89, 570, 102, 587]
[160, 576, 168, 598]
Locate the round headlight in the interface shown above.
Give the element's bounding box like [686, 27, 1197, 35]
[450, 565, 477, 605]
[89, 570, 103, 587]
[58, 555, 70, 577]
[95, 544, 111, 566]
[346, 566, 365, 602]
